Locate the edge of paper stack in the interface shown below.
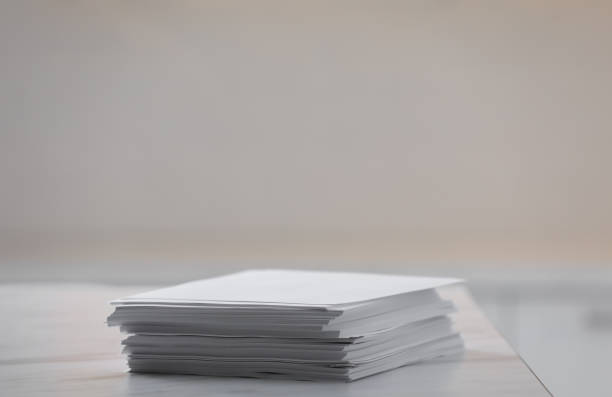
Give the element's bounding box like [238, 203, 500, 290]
[107, 269, 464, 381]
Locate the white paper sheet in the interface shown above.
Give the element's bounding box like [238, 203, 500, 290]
[113, 269, 460, 306]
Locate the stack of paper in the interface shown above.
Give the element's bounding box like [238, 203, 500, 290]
[107, 270, 463, 381]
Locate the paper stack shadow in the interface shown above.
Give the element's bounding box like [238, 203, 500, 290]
[107, 270, 464, 381]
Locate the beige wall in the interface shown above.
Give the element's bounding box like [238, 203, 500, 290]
[1, 1, 612, 273]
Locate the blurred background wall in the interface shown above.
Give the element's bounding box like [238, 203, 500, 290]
[1, 0, 611, 282]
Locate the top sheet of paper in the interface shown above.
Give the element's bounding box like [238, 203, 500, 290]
[113, 270, 461, 307]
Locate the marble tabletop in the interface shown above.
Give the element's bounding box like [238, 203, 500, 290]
[1, 283, 551, 396]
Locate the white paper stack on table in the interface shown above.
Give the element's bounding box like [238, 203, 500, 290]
[107, 270, 463, 381]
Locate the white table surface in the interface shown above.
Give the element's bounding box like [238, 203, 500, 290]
[1, 283, 551, 396]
